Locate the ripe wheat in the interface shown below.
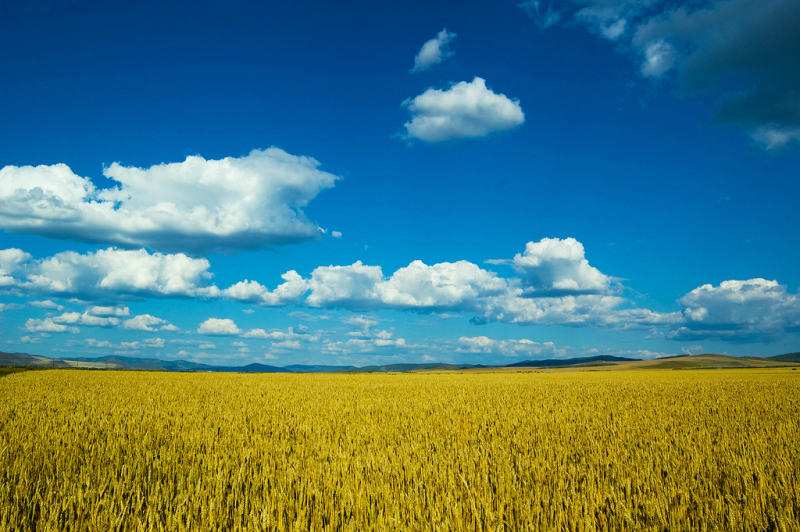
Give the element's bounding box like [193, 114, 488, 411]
[1, 369, 798, 531]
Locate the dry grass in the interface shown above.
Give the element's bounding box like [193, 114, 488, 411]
[1, 369, 798, 531]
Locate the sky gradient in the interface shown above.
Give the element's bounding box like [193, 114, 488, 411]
[1, 0, 799, 366]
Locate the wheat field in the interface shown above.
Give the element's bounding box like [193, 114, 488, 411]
[1, 369, 798, 531]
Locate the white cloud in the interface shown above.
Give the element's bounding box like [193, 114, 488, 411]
[512, 237, 612, 297]
[306, 259, 506, 311]
[143, 338, 165, 348]
[25, 318, 79, 334]
[242, 326, 307, 341]
[28, 300, 64, 310]
[305, 262, 384, 308]
[86, 305, 130, 317]
[671, 278, 800, 341]
[0, 248, 31, 286]
[458, 336, 566, 357]
[0, 148, 339, 254]
[402, 77, 525, 142]
[53, 311, 120, 327]
[198, 318, 242, 335]
[19, 335, 44, 344]
[271, 340, 302, 350]
[1, 247, 218, 300]
[331, 231, 342, 239]
[221, 271, 308, 306]
[123, 314, 177, 332]
[410, 29, 457, 73]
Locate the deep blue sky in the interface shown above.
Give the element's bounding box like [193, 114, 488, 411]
[2, 0, 798, 365]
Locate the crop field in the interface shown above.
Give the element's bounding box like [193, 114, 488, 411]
[1, 369, 798, 531]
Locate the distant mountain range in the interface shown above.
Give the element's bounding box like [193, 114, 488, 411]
[1, 351, 798, 374]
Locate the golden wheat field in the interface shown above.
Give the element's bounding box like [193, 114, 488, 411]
[1, 369, 798, 531]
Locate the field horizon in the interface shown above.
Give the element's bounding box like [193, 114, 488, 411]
[2, 350, 799, 375]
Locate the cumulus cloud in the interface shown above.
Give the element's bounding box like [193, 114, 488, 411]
[0, 148, 339, 254]
[221, 271, 308, 306]
[25, 318, 79, 334]
[198, 318, 242, 336]
[331, 231, 342, 239]
[86, 305, 130, 317]
[53, 311, 120, 327]
[512, 237, 613, 297]
[402, 77, 525, 142]
[0, 247, 218, 300]
[410, 29, 457, 73]
[670, 278, 800, 341]
[123, 314, 178, 332]
[305, 259, 506, 311]
[28, 300, 64, 310]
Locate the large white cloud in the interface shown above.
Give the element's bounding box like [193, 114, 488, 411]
[671, 278, 800, 341]
[411, 29, 457, 73]
[402, 77, 525, 142]
[197, 318, 242, 336]
[1, 247, 218, 300]
[0, 148, 339, 254]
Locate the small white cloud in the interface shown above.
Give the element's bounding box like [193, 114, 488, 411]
[457, 335, 565, 357]
[86, 305, 130, 317]
[28, 300, 64, 310]
[143, 338, 165, 348]
[231, 341, 248, 347]
[410, 29, 457, 73]
[221, 271, 307, 306]
[53, 311, 120, 327]
[198, 318, 242, 336]
[331, 231, 342, 239]
[25, 318, 79, 334]
[271, 340, 302, 350]
[123, 314, 176, 332]
[403, 77, 524, 142]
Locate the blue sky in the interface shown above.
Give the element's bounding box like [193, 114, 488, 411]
[1, 0, 798, 366]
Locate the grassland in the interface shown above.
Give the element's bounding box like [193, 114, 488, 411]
[1, 369, 798, 531]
